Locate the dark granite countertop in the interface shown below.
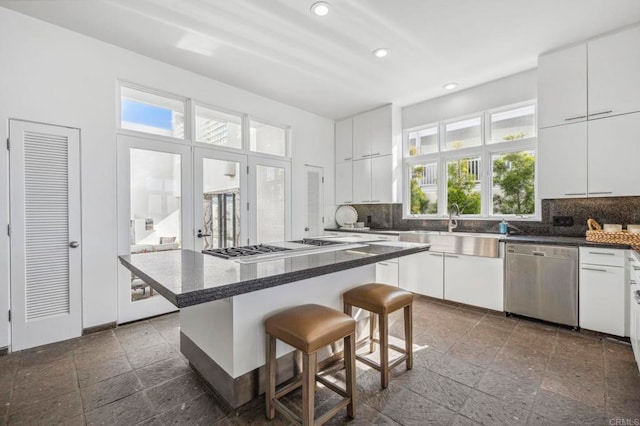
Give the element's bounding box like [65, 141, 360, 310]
[119, 242, 429, 308]
[502, 235, 631, 249]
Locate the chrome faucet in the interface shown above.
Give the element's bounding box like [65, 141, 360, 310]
[448, 203, 460, 232]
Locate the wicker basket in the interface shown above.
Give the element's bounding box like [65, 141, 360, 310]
[585, 218, 640, 249]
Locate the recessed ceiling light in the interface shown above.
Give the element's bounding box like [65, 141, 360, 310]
[443, 83, 458, 90]
[310, 2, 330, 16]
[372, 48, 388, 58]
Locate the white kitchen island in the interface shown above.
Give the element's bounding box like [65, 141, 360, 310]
[119, 241, 428, 408]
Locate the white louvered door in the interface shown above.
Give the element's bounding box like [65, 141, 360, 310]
[9, 120, 81, 351]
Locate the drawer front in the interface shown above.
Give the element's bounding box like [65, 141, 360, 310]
[580, 247, 625, 267]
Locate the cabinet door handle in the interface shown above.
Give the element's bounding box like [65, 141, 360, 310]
[564, 192, 586, 196]
[588, 110, 613, 117]
[344, 157, 352, 161]
[378, 262, 389, 266]
[588, 251, 615, 256]
[633, 266, 640, 271]
[445, 254, 459, 258]
[589, 191, 613, 195]
[564, 115, 587, 121]
[370, 200, 380, 202]
[371, 152, 381, 156]
[631, 280, 637, 285]
[361, 154, 371, 158]
[581, 267, 608, 272]
[343, 201, 352, 204]
[430, 253, 443, 257]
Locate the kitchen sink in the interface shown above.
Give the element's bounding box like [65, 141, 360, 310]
[399, 231, 502, 258]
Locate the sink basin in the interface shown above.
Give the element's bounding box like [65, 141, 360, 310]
[399, 231, 502, 258]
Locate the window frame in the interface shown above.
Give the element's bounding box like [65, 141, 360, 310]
[402, 100, 539, 221]
[192, 102, 246, 151]
[248, 118, 291, 158]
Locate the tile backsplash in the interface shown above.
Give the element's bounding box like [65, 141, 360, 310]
[348, 197, 640, 237]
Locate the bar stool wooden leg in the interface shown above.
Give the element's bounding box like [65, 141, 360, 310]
[369, 313, 377, 353]
[302, 351, 317, 426]
[344, 333, 356, 419]
[404, 304, 413, 370]
[379, 313, 389, 389]
[265, 334, 276, 420]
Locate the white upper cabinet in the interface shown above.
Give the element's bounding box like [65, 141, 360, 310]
[352, 105, 392, 160]
[335, 118, 353, 162]
[335, 161, 353, 204]
[370, 106, 392, 157]
[371, 155, 392, 203]
[352, 158, 372, 203]
[588, 112, 640, 197]
[588, 26, 640, 119]
[538, 123, 588, 199]
[538, 43, 587, 129]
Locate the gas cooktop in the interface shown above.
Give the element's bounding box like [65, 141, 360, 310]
[203, 244, 291, 259]
[289, 238, 344, 246]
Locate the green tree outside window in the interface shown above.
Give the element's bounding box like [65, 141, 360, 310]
[492, 151, 535, 215]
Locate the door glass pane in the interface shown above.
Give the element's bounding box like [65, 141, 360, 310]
[489, 104, 536, 143]
[250, 121, 287, 156]
[202, 158, 240, 249]
[444, 117, 481, 150]
[409, 163, 438, 215]
[256, 165, 285, 243]
[129, 148, 181, 301]
[447, 157, 481, 215]
[121, 87, 185, 139]
[195, 106, 242, 149]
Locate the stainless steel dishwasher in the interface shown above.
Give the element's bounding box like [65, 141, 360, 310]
[505, 243, 579, 327]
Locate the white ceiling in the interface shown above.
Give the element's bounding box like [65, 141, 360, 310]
[2, 0, 640, 119]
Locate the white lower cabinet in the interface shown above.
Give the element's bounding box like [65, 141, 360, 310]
[398, 251, 444, 298]
[579, 247, 626, 336]
[375, 260, 398, 286]
[444, 254, 504, 311]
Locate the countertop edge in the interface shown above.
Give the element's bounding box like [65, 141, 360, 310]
[119, 245, 429, 308]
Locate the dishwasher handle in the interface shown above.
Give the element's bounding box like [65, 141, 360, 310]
[532, 251, 546, 256]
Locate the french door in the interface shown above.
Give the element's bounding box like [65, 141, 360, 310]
[116, 135, 191, 323]
[9, 120, 82, 351]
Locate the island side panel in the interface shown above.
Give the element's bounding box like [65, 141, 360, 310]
[232, 264, 376, 378]
[180, 298, 234, 375]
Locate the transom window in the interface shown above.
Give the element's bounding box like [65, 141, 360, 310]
[404, 101, 538, 219]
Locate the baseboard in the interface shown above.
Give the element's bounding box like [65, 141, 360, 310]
[83, 321, 117, 335]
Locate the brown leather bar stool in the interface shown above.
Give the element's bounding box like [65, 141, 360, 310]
[343, 283, 413, 389]
[264, 304, 357, 426]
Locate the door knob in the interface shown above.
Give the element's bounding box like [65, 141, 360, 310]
[304, 227, 310, 231]
[197, 230, 211, 238]
[69, 241, 80, 248]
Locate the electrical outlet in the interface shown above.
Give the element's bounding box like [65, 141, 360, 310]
[553, 216, 574, 227]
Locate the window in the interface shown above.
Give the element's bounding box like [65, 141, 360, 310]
[444, 117, 481, 150]
[491, 151, 535, 215]
[408, 126, 438, 156]
[250, 121, 287, 157]
[409, 162, 438, 214]
[489, 105, 536, 143]
[195, 106, 242, 149]
[403, 101, 537, 219]
[447, 157, 481, 215]
[121, 86, 185, 138]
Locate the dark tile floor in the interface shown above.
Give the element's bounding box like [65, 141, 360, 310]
[1, 296, 639, 425]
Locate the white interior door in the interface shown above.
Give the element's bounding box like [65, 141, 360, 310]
[304, 165, 324, 237]
[193, 147, 247, 250]
[9, 120, 82, 351]
[249, 157, 291, 244]
[116, 134, 191, 323]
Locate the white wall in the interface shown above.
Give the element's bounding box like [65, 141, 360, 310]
[0, 7, 334, 348]
[402, 69, 538, 130]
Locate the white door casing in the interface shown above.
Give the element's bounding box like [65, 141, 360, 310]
[9, 120, 82, 351]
